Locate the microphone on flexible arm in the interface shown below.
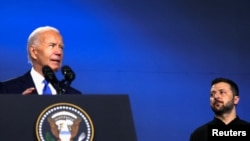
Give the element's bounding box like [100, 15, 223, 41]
[61, 65, 75, 92]
[42, 65, 64, 94]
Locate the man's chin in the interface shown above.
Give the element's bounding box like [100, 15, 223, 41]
[48, 65, 61, 72]
[211, 107, 224, 115]
[53, 67, 60, 72]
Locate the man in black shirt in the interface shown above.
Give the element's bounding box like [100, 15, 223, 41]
[189, 77, 250, 141]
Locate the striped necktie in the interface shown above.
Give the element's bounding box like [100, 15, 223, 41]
[43, 80, 52, 95]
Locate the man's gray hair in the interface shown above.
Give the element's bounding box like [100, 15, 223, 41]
[27, 26, 60, 64]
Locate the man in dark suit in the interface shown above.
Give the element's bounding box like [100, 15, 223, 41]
[1, 26, 81, 95]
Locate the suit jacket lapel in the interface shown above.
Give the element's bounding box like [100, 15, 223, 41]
[20, 71, 38, 94]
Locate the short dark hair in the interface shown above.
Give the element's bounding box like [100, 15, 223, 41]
[211, 77, 239, 96]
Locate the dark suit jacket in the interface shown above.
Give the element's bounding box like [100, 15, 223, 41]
[0, 70, 82, 95]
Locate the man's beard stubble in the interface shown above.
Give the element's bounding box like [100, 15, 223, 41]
[211, 98, 234, 116]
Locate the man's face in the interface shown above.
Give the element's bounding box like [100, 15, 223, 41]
[210, 82, 238, 115]
[31, 30, 64, 72]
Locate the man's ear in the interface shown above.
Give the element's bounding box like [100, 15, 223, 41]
[234, 96, 240, 105]
[29, 46, 38, 60]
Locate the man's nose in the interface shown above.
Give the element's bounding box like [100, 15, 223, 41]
[54, 46, 63, 55]
[213, 92, 221, 99]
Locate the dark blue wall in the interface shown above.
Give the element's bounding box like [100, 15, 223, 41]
[1, 0, 250, 140]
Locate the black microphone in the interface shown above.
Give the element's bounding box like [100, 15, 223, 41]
[60, 65, 75, 93]
[42, 65, 64, 94]
[42, 65, 58, 84]
[61, 65, 75, 84]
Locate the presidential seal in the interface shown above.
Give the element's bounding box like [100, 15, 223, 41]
[36, 103, 94, 141]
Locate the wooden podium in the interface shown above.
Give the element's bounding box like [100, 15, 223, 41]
[0, 94, 137, 141]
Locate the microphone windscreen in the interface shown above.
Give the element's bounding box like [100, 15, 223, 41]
[61, 65, 75, 81]
[42, 65, 58, 83]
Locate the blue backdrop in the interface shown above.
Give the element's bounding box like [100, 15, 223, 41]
[1, 0, 250, 140]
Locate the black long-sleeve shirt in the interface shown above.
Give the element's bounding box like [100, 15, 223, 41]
[190, 116, 250, 141]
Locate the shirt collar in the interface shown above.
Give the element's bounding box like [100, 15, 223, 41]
[212, 116, 240, 125]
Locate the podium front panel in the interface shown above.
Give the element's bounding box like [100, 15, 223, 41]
[0, 94, 137, 141]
